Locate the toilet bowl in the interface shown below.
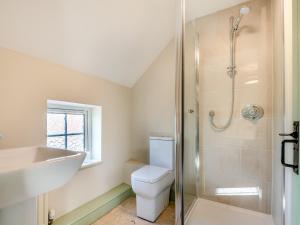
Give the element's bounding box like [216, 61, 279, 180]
[132, 165, 174, 222]
[131, 137, 174, 222]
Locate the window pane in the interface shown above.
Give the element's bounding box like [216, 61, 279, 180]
[47, 113, 65, 135]
[67, 135, 84, 151]
[47, 136, 65, 149]
[67, 114, 84, 134]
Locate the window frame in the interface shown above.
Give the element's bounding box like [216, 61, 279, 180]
[47, 105, 93, 157]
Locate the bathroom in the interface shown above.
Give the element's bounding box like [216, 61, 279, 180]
[0, 0, 299, 225]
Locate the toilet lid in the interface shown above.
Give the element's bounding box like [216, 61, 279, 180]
[132, 165, 171, 184]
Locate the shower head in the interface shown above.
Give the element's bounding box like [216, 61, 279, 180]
[240, 6, 250, 16]
[232, 6, 250, 31]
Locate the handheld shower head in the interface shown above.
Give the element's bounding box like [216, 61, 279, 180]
[240, 6, 250, 15]
[232, 6, 250, 31]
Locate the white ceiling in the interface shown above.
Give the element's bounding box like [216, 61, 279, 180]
[0, 0, 248, 87]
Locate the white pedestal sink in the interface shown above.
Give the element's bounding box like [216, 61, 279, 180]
[0, 146, 85, 225]
[0, 146, 86, 208]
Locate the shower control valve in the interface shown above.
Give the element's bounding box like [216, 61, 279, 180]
[226, 66, 236, 78]
[241, 104, 264, 122]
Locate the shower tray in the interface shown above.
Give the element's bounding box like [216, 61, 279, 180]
[186, 198, 274, 225]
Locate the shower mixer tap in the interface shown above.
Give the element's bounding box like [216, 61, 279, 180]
[227, 66, 236, 78]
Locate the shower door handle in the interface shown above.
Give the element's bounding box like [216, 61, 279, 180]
[279, 131, 298, 139]
[280, 121, 299, 174]
[281, 139, 298, 168]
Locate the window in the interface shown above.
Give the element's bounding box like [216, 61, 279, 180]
[47, 109, 89, 152]
[47, 100, 102, 166]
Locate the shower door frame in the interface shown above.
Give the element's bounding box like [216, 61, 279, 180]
[175, 0, 185, 224]
[175, 0, 200, 224]
[175, 0, 185, 225]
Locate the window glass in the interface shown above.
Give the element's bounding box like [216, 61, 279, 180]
[47, 111, 86, 152]
[67, 114, 84, 134]
[67, 134, 84, 151]
[47, 113, 65, 135]
[47, 136, 65, 149]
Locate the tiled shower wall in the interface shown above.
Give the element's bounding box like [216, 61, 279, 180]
[195, 0, 272, 213]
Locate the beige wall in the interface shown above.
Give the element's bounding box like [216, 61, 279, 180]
[130, 41, 176, 162]
[192, 0, 273, 213]
[0, 40, 177, 217]
[0, 48, 132, 217]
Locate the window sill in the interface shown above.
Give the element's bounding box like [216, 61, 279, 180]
[80, 159, 102, 170]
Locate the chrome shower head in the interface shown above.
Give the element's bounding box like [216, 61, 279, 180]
[232, 6, 250, 31]
[240, 6, 250, 16]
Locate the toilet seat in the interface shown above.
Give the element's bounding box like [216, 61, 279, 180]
[131, 165, 174, 199]
[131, 165, 170, 183]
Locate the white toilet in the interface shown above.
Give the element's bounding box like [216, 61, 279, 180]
[131, 136, 174, 222]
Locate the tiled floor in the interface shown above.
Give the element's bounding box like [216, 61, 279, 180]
[93, 197, 175, 225]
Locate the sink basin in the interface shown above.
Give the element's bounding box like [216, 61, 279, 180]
[0, 146, 85, 208]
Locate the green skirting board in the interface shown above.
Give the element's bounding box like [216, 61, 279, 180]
[53, 183, 134, 225]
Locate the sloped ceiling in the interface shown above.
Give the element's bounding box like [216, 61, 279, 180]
[0, 0, 248, 87]
[187, 0, 249, 21]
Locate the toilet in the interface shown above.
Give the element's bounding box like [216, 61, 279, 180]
[131, 136, 174, 222]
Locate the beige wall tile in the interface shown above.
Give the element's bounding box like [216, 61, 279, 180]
[192, 0, 273, 213]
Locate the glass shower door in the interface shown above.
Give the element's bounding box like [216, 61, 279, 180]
[177, 0, 274, 223]
[183, 23, 199, 216]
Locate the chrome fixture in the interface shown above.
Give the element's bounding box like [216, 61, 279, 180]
[209, 6, 250, 131]
[232, 6, 251, 32]
[175, 0, 184, 224]
[241, 104, 264, 122]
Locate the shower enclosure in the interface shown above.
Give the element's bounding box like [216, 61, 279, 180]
[175, 0, 287, 224]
